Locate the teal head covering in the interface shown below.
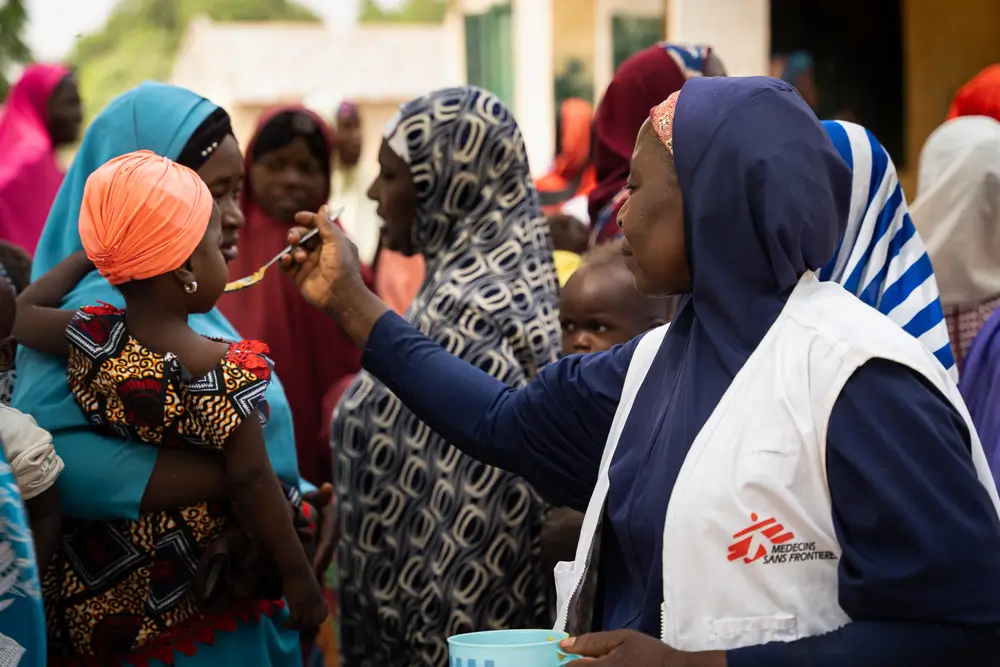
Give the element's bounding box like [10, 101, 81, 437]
[13, 82, 301, 519]
[32, 81, 216, 278]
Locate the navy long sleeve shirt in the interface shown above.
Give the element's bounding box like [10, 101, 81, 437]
[362, 311, 1000, 665]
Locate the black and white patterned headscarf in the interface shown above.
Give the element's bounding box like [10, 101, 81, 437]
[331, 86, 561, 665]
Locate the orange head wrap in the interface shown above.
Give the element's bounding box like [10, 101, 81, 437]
[948, 64, 1000, 122]
[79, 150, 213, 286]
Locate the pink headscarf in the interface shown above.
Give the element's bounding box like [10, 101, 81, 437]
[0, 64, 70, 254]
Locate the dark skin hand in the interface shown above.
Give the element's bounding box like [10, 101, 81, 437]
[280, 205, 389, 347]
[562, 631, 726, 667]
[303, 482, 338, 577]
[26, 487, 61, 570]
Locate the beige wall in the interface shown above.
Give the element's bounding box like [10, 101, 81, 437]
[358, 101, 407, 171]
[665, 0, 769, 76]
[553, 0, 597, 96]
[900, 0, 1000, 195]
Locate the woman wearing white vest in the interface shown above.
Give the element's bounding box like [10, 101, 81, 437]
[282, 77, 1000, 666]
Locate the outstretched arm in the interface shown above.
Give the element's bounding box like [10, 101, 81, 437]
[282, 208, 633, 510]
[359, 309, 632, 510]
[14, 250, 94, 357]
[25, 488, 61, 569]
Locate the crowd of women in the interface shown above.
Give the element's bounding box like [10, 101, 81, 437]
[0, 42, 998, 667]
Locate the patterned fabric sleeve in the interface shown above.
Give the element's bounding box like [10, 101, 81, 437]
[181, 339, 273, 450]
[65, 303, 129, 426]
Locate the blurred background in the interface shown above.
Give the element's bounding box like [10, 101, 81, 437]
[3, 0, 1000, 198]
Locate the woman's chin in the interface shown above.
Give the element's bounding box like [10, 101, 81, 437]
[623, 253, 640, 275]
[626, 264, 663, 298]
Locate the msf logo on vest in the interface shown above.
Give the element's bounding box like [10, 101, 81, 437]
[727, 513, 837, 565]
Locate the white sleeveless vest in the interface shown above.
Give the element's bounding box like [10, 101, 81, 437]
[554, 272, 1000, 650]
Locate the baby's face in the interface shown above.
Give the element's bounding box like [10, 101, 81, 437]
[560, 265, 647, 355]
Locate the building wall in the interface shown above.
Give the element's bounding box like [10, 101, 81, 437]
[900, 0, 1000, 195]
[665, 0, 769, 76]
[512, 0, 555, 177]
[553, 0, 597, 101]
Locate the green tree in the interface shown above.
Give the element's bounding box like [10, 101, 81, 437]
[554, 58, 593, 106]
[0, 0, 32, 102]
[69, 0, 319, 122]
[360, 0, 447, 23]
[612, 14, 664, 70]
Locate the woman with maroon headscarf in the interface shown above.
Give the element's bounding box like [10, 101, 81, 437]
[589, 43, 725, 245]
[220, 106, 370, 488]
[0, 64, 82, 254]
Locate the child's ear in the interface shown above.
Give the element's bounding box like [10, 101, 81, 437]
[172, 260, 197, 293]
[0, 335, 16, 372]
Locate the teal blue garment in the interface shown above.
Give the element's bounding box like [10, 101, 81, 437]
[0, 440, 46, 667]
[11, 82, 301, 667]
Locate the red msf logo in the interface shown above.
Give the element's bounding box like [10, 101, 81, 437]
[728, 513, 795, 563]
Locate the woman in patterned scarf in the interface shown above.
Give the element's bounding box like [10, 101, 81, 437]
[330, 86, 561, 666]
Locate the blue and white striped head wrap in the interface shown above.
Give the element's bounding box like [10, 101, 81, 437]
[659, 43, 711, 79]
[820, 120, 957, 378]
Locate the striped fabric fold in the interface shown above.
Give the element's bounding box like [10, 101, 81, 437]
[821, 120, 957, 379]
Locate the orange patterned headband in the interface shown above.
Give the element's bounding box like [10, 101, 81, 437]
[650, 91, 680, 154]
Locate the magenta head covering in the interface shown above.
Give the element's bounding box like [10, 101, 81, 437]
[0, 63, 71, 254]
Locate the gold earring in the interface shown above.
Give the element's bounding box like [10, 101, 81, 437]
[185, 281, 198, 294]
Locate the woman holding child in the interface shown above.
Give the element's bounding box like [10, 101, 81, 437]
[285, 78, 1000, 665]
[11, 82, 331, 667]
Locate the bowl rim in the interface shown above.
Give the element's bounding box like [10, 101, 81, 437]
[447, 629, 567, 649]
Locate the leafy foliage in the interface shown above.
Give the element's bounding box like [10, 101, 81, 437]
[360, 0, 447, 23]
[554, 58, 593, 105]
[611, 14, 663, 70]
[68, 0, 320, 122]
[0, 0, 32, 102]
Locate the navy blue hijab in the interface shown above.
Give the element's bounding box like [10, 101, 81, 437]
[602, 76, 853, 632]
[668, 76, 852, 430]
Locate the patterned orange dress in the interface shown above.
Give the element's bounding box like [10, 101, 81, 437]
[45, 304, 285, 665]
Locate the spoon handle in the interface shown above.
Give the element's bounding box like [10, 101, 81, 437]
[262, 206, 344, 269]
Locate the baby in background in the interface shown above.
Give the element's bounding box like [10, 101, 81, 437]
[541, 240, 676, 569]
[559, 240, 675, 355]
[14, 151, 326, 652]
[0, 275, 64, 569]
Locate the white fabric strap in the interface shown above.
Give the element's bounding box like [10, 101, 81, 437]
[554, 324, 668, 631]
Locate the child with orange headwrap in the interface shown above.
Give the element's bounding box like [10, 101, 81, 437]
[14, 151, 327, 655]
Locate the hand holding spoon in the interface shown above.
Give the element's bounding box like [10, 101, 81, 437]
[223, 206, 343, 293]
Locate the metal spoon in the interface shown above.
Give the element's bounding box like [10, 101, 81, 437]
[223, 206, 342, 293]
